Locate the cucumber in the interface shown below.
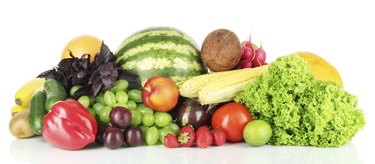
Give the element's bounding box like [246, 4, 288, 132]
[29, 90, 47, 135]
[44, 79, 67, 111]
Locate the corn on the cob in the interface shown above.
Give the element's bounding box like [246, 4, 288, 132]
[199, 80, 253, 105]
[179, 69, 242, 97]
[179, 65, 268, 104]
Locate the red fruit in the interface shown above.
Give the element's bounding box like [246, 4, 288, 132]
[196, 126, 213, 149]
[241, 47, 255, 60]
[212, 128, 226, 146]
[163, 134, 179, 148]
[252, 45, 266, 67]
[178, 126, 195, 147]
[237, 59, 253, 69]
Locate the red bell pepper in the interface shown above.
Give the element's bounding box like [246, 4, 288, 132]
[42, 99, 97, 150]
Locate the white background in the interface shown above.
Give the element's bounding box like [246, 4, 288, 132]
[1, 0, 374, 163]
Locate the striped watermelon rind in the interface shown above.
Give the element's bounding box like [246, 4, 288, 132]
[115, 27, 205, 87]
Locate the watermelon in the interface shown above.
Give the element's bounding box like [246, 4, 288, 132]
[115, 27, 205, 87]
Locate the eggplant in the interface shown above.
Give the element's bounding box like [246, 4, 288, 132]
[176, 99, 212, 129]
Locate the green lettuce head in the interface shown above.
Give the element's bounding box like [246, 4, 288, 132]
[235, 54, 365, 147]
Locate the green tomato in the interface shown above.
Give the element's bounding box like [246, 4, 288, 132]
[95, 92, 106, 105]
[115, 90, 128, 104]
[104, 91, 117, 107]
[131, 110, 143, 126]
[93, 103, 105, 115]
[111, 80, 129, 93]
[146, 127, 159, 145]
[142, 113, 155, 127]
[78, 96, 90, 108]
[69, 85, 82, 96]
[137, 105, 154, 115]
[243, 120, 272, 147]
[166, 123, 180, 136]
[158, 127, 175, 142]
[127, 100, 137, 111]
[99, 106, 112, 124]
[154, 112, 172, 127]
[128, 89, 142, 103]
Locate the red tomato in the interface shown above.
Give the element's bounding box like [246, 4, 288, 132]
[211, 102, 252, 142]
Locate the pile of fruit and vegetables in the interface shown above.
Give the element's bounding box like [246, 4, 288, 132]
[9, 27, 365, 150]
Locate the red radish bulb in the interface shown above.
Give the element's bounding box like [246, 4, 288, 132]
[237, 59, 253, 69]
[241, 47, 255, 60]
[252, 45, 266, 67]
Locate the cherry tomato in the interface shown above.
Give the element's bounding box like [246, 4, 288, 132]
[211, 102, 252, 142]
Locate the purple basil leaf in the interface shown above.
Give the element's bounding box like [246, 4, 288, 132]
[93, 42, 115, 68]
[89, 70, 101, 85]
[58, 59, 73, 72]
[102, 76, 115, 89]
[91, 82, 104, 96]
[99, 63, 113, 76]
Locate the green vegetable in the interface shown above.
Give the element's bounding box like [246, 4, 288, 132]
[29, 90, 47, 135]
[44, 79, 67, 111]
[235, 54, 365, 147]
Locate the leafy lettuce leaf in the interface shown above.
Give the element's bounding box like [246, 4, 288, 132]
[235, 54, 365, 147]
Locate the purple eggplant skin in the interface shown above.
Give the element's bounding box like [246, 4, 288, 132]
[176, 99, 212, 129]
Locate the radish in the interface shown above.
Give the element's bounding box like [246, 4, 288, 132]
[252, 44, 266, 67]
[241, 36, 255, 60]
[237, 59, 253, 69]
[241, 47, 255, 60]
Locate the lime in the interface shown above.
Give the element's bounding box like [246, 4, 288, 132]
[243, 120, 272, 147]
